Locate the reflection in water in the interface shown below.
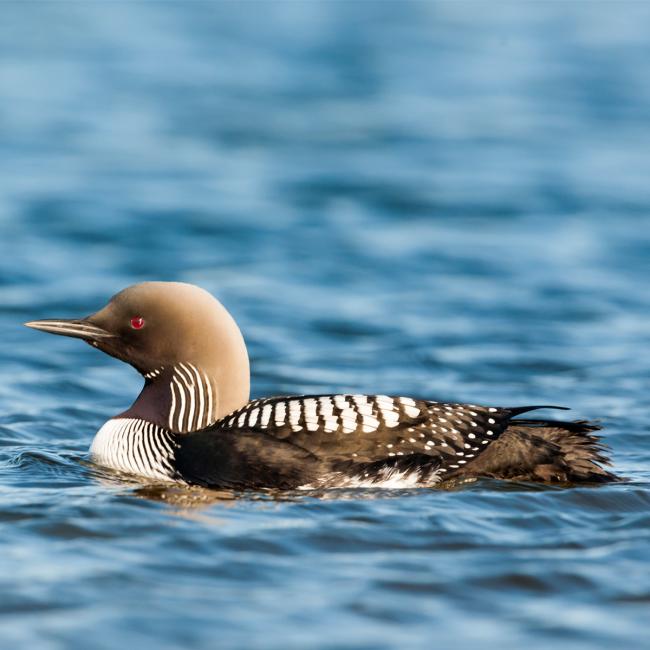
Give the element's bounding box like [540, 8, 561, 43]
[132, 476, 576, 510]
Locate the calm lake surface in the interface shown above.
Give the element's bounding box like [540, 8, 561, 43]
[1, 2, 649, 649]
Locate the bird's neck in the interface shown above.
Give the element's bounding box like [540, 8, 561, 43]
[118, 362, 250, 433]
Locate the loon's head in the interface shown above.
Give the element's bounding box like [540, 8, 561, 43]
[25, 282, 250, 423]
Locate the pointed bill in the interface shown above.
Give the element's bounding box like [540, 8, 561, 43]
[24, 318, 115, 341]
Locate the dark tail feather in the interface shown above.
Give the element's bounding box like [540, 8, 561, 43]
[508, 418, 618, 483]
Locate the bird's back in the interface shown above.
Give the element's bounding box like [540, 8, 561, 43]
[173, 394, 616, 489]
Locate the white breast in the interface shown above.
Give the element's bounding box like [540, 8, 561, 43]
[90, 418, 178, 481]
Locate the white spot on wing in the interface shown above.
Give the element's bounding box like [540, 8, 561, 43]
[333, 395, 348, 410]
[353, 395, 373, 416]
[375, 396, 395, 411]
[303, 398, 318, 421]
[403, 405, 420, 418]
[319, 397, 337, 432]
[289, 400, 301, 426]
[274, 401, 286, 425]
[339, 409, 357, 433]
[260, 404, 273, 427]
[247, 407, 259, 427]
[381, 409, 400, 428]
[360, 412, 380, 432]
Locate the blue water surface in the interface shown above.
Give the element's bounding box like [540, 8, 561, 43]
[1, 2, 649, 649]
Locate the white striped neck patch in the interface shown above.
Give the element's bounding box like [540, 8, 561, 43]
[166, 362, 218, 433]
[122, 362, 220, 434]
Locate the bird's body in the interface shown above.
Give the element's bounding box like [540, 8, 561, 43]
[26, 282, 617, 489]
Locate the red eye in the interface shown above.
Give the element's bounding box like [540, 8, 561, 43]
[130, 316, 145, 330]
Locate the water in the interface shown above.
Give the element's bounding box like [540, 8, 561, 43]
[1, 2, 649, 648]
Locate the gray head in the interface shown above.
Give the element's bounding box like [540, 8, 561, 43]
[25, 282, 250, 429]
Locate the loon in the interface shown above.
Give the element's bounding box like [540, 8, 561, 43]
[25, 282, 616, 489]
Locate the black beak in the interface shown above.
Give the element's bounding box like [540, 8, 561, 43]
[24, 318, 115, 342]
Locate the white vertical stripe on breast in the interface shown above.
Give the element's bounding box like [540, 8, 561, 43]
[131, 419, 148, 475]
[157, 426, 174, 457]
[147, 425, 164, 471]
[141, 422, 155, 473]
[91, 418, 177, 481]
[122, 419, 134, 473]
[126, 420, 144, 474]
[124, 419, 137, 473]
